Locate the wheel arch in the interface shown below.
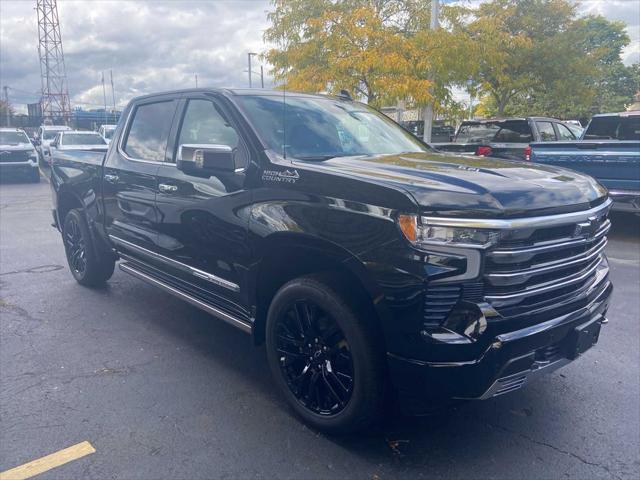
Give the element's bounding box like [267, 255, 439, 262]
[251, 232, 391, 345]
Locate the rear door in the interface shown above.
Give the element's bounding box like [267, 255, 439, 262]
[151, 94, 253, 318]
[102, 97, 178, 257]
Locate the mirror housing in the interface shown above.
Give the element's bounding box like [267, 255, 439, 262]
[177, 144, 236, 175]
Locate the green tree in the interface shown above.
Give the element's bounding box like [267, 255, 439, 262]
[264, 0, 472, 108]
[470, 1, 637, 118]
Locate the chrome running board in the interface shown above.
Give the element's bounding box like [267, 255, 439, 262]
[119, 262, 252, 334]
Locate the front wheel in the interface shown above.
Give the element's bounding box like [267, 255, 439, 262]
[62, 209, 115, 287]
[266, 274, 386, 434]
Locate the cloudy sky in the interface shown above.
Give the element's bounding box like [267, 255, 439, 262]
[0, 0, 638, 113]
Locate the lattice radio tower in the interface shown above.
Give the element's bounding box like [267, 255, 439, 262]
[36, 0, 71, 123]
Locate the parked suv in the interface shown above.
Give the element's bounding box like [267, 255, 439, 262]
[0, 128, 40, 182]
[50, 89, 612, 433]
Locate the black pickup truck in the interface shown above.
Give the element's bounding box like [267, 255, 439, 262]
[51, 89, 613, 433]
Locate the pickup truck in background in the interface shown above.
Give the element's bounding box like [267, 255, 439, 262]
[0, 128, 41, 182]
[531, 111, 640, 214]
[50, 88, 612, 433]
[434, 117, 582, 161]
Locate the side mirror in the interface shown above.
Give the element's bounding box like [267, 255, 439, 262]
[177, 144, 236, 175]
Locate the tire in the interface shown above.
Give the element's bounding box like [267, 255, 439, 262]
[266, 274, 386, 434]
[62, 209, 115, 287]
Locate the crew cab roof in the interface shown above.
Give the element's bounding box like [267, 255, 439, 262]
[462, 117, 562, 123]
[591, 111, 640, 118]
[128, 87, 345, 103]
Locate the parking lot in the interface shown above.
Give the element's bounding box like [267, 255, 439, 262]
[0, 174, 638, 480]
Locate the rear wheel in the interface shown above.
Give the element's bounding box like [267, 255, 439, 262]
[266, 274, 385, 434]
[62, 209, 114, 287]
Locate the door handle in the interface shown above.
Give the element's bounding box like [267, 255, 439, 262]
[159, 183, 178, 193]
[104, 174, 119, 184]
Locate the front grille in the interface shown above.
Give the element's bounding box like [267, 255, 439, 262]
[483, 214, 610, 316]
[0, 150, 31, 163]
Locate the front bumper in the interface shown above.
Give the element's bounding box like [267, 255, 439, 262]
[608, 189, 640, 214]
[388, 277, 611, 411]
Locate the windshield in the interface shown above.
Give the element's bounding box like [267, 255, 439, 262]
[0, 131, 31, 145]
[235, 95, 430, 160]
[455, 120, 533, 144]
[103, 128, 116, 139]
[62, 133, 107, 146]
[43, 130, 65, 140]
[584, 116, 640, 140]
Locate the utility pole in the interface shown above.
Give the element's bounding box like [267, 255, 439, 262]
[260, 65, 264, 88]
[248, 52, 257, 88]
[101, 71, 107, 124]
[3, 86, 9, 127]
[37, 0, 72, 124]
[195, 74, 198, 88]
[422, 0, 439, 143]
[110, 69, 116, 113]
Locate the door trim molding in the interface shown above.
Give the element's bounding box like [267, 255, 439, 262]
[109, 235, 240, 292]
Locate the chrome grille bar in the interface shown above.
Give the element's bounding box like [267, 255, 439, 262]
[485, 237, 607, 286]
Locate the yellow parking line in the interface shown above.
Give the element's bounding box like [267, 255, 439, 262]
[0, 441, 95, 480]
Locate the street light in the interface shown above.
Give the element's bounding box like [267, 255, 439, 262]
[248, 52, 258, 88]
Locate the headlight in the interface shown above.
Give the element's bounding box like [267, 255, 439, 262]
[398, 214, 500, 249]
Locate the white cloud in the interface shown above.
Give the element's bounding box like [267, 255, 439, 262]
[1, 0, 637, 114]
[0, 0, 272, 111]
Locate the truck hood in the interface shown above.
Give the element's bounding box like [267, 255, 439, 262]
[306, 151, 607, 217]
[0, 144, 34, 153]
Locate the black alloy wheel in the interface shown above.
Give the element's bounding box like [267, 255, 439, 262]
[275, 299, 354, 416]
[62, 209, 115, 287]
[64, 215, 87, 276]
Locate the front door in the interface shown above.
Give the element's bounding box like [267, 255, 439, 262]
[152, 95, 253, 319]
[102, 98, 178, 257]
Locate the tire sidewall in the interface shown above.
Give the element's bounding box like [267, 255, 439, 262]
[266, 276, 383, 433]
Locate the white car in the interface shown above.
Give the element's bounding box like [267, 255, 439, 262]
[36, 125, 72, 161]
[48, 131, 109, 162]
[98, 124, 117, 144]
[0, 128, 40, 182]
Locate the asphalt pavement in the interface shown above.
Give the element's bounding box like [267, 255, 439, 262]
[1, 175, 639, 480]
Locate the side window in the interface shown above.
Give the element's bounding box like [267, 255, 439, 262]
[536, 121, 557, 141]
[176, 99, 246, 168]
[177, 99, 239, 148]
[556, 123, 575, 141]
[123, 101, 175, 162]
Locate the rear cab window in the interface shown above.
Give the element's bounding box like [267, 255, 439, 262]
[122, 100, 176, 162]
[584, 115, 640, 140]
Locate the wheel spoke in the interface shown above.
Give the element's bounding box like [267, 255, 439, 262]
[322, 369, 344, 407]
